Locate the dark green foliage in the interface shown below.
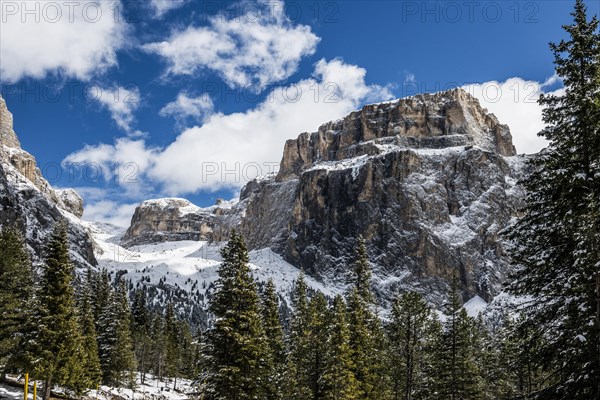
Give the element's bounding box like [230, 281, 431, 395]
[97, 281, 136, 387]
[506, 1, 600, 398]
[131, 287, 152, 384]
[31, 224, 85, 400]
[347, 238, 389, 399]
[321, 295, 359, 400]
[434, 278, 482, 400]
[285, 273, 312, 399]
[75, 269, 102, 391]
[387, 292, 438, 400]
[306, 292, 329, 399]
[0, 226, 34, 374]
[261, 279, 285, 400]
[204, 230, 268, 399]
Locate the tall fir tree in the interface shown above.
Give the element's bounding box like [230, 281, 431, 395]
[97, 281, 136, 387]
[387, 291, 438, 400]
[31, 224, 85, 400]
[260, 279, 285, 400]
[130, 287, 152, 385]
[306, 292, 329, 400]
[92, 268, 111, 324]
[74, 269, 102, 392]
[506, 1, 600, 398]
[204, 230, 267, 399]
[434, 276, 482, 400]
[321, 295, 359, 400]
[164, 302, 185, 389]
[346, 238, 388, 399]
[0, 226, 34, 375]
[285, 272, 312, 400]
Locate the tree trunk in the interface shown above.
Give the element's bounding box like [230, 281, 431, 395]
[42, 378, 52, 400]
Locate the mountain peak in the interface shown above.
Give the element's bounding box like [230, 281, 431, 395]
[277, 88, 516, 180]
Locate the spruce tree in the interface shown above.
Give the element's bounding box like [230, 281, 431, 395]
[261, 279, 285, 400]
[306, 292, 329, 400]
[346, 238, 388, 399]
[97, 281, 136, 387]
[131, 287, 152, 385]
[506, 1, 600, 398]
[31, 224, 85, 400]
[150, 311, 167, 379]
[204, 230, 267, 399]
[321, 295, 359, 400]
[164, 303, 182, 389]
[285, 272, 312, 399]
[387, 291, 437, 400]
[75, 269, 102, 391]
[434, 277, 482, 400]
[0, 226, 34, 374]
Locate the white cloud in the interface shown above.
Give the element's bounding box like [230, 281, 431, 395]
[463, 77, 564, 154]
[83, 199, 138, 228]
[0, 0, 128, 82]
[63, 138, 157, 197]
[149, 0, 187, 18]
[142, 0, 320, 91]
[159, 92, 215, 124]
[89, 85, 141, 134]
[64, 58, 393, 194]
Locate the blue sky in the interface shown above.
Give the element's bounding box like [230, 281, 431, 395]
[0, 0, 596, 226]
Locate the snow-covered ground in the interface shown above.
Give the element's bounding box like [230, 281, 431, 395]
[89, 374, 195, 400]
[0, 374, 196, 400]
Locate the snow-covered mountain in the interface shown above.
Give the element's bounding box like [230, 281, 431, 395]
[0, 95, 96, 269]
[0, 88, 528, 323]
[122, 88, 528, 308]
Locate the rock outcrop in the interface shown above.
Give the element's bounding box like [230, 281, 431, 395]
[122, 198, 236, 246]
[0, 95, 96, 268]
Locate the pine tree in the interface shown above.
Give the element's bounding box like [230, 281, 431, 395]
[150, 311, 167, 380]
[204, 230, 267, 399]
[92, 268, 111, 324]
[346, 238, 388, 399]
[131, 287, 152, 385]
[261, 279, 285, 400]
[434, 277, 482, 400]
[74, 269, 102, 391]
[506, 1, 600, 398]
[306, 292, 329, 399]
[353, 237, 373, 303]
[321, 295, 359, 400]
[387, 291, 437, 400]
[285, 272, 312, 400]
[0, 226, 34, 375]
[31, 224, 85, 400]
[164, 303, 182, 389]
[97, 281, 136, 387]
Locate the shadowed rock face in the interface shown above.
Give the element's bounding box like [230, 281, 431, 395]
[123, 89, 526, 305]
[0, 95, 96, 268]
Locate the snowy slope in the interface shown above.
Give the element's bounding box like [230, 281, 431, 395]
[86, 221, 342, 326]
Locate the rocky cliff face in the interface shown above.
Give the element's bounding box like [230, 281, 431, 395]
[230, 89, 525, 305]
[122, 198, 236, 246]
[123, 89, 526, 305]
[0, 95, 96, 268]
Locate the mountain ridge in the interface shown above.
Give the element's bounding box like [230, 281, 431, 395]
[122, 88, 527, 306]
